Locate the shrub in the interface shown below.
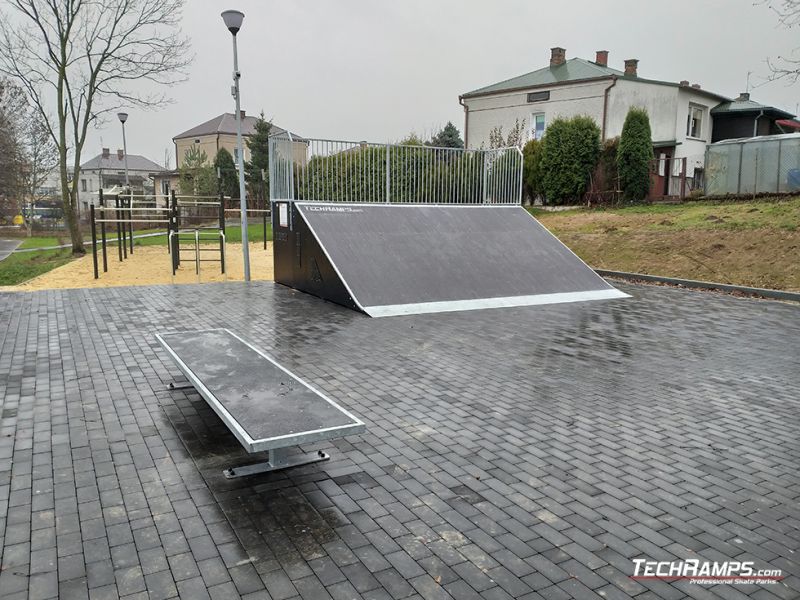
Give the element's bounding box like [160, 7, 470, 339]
[522, 138, 543, 203]
[617, 107, 653, 202]
[540, 116, 601, 204]
[213, 148, 239, 199]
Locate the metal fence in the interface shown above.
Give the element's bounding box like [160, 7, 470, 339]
[269, 133, 523, 205]
[705, 133, 800, 196]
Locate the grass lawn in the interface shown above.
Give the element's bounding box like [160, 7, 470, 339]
[533, 197, 800, 291]
[132, 223, 272, 247]
[0, 249, 75, 286]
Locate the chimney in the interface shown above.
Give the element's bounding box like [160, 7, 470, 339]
[239, 110, 246, 119]
[595, 50, 608, 67]
[117, 149, 124, 160]
[102, 148, 110, 158]
[679, 80, 690, 87]
[624, 59, 638, 77]
[737, 92, 750, 102]
[550, 47, 566, 67]
[691, 83, 701, 90]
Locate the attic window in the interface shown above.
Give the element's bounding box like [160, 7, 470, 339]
[527, 91, 550, 103]
[194, 139, 200, 144]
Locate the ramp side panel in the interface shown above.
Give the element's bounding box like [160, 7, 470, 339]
[157, 329, 364, 452]
[272, 201, 360, 312]
[296, 203, 621, 309]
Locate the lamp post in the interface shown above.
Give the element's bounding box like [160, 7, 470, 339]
[117, 112, 130, 189]
[221, 9, 250, 281]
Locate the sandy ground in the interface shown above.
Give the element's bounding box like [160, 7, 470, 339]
[12, 242, 274, 291]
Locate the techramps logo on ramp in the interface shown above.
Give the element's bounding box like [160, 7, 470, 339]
[306, 206, 363, 213]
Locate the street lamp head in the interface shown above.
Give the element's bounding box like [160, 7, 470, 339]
[117, 112, 128, 124]
[221, 10, 244, 35]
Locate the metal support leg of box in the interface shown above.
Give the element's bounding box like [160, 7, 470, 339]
[223, 448, 330, 479]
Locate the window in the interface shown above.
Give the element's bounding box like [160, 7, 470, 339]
[81, 179, 87, 192]
[161, 180, 170, 196]
[527, 91, 550, 103]
[530, 113, 546, 140]
[686, 105, 705, 139]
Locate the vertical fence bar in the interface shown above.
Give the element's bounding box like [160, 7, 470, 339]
[90, 204, 98, 279]
[777, 139, 783, 193]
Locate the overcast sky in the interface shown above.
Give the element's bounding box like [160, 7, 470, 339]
[88, 0, 800, 166]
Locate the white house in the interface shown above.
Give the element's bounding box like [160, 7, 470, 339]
[459, 47, 729, 196]
[77, 148, 166, 212]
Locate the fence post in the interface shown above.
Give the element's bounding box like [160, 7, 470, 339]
[776, 139, 782, 193]
[680, 157, 687, 199]
[90, 204, 98, 280]
[737, 143, 744, 195]
[482, 153, 489, 204]
[219, 190, 225, 274]
[115, 196, 123, 262]
[99, 191, 107, 272]
[385, 143, 390, 203]
[170, 189, 180, 269]
[127, 189, 134, 255]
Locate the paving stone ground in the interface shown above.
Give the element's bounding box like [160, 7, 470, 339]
[0, 281, 798, 600]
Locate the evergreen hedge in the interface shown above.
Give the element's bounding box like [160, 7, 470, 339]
[540, 116, 601, 204]
[617, 107, 653, 202]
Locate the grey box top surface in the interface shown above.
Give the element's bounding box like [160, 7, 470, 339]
[158, 329, 362, 448]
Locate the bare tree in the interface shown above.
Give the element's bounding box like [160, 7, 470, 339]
[0, 0, 192, 254]
[761, 0, 800, 82]
[21, 118, 58, 236]
[0, 79, 27, 203]
[488, 118, 527, 149]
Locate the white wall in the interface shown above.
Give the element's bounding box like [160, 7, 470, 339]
[463, 80, 610, 148]
[605, 79, 678, 142]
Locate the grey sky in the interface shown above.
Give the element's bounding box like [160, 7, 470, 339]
[88, 0, 800, 166]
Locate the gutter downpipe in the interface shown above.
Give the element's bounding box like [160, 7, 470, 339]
[753, 109, 764, 137]
[602, 76, 618, 141]
[459, 95, 469, 148]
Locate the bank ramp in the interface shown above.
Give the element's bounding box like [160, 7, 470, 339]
[272, 202, 628, 317]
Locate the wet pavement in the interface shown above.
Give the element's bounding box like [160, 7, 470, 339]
[0, 281, 797, 600]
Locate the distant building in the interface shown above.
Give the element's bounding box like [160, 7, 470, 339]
[78, 148, 165, 211]
[459, 47, 796, 198]
[157, 111, 302, 205]
[172, 111, 299, 168]
[711, 93, 795, 142]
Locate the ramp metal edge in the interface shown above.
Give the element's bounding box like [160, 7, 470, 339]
[156, 328, 366, 453]
[363, 288, 629, 318]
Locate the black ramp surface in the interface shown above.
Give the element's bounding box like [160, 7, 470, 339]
[297, 203, 627, 316]
[158, 329, 363, 451]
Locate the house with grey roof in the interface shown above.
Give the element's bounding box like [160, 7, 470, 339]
[78, 148, 166, 211]
[172, 111, 299, 169]
[460, 47, 731, 196]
